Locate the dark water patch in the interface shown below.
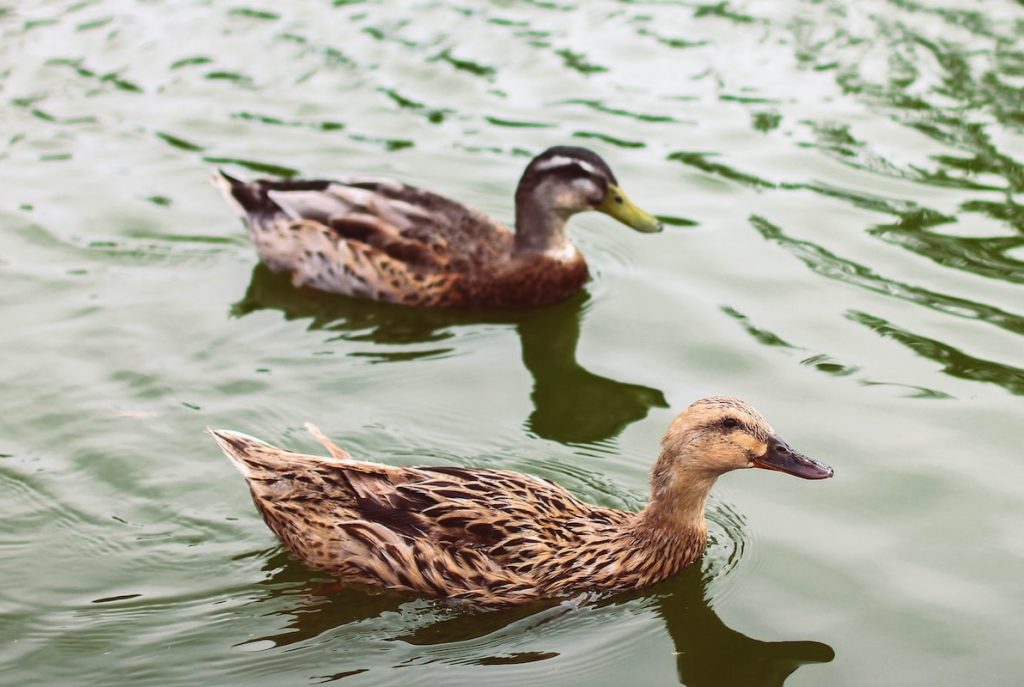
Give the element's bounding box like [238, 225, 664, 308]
[91, 593, 143, 604]
[380, 88, 448, 123]
[722, 305, 863, 380]
[44, 58, 142, 93]
[348, 349, 454, 364]
[10, 95, 46, 108]
[636, 27, 710, 50]
[961, 198, 1024, 233]
[572, 130, 645, 148]
[202, 157, 299, 178]
[361, 25, 421, 49]
[123, 229, 238, 245]
[801, 120, 923, 182]
[848, 310, 1024, 395]
[76, 16, 112, 31]
[868, 218, 1024, 285]
[720, 306, 797, 350]
[668, 151, 777, 189]
[433, 49, 495, 78]
[475, 651, 559, 665]
[232, 111, 288, 126]
[23, 18, 60, 31]
[719, 94, 783, 105]
[693, 2, 759, 24]
[100, 72, 142, 93]
[800, 353, 860, 377]
[859, 381, 954, 400]
[63, 0, 101, 14]
[484, 116, 554, 129]
[555, 48, 607, 75]
[205, 70, 254, 85]
[556, 98, 680, 124]
[750, 214, 1024, 336]
[521, 0, 574, 11]
[454, 143, 533, 157]
[656, 215, 699, 228]
[809, 8, 1024, 197]
[228, 7, 279, 21]
[487, 17, 529, 28]
[28, 108, 97, 125]
[169, 55, 213, 70]
[231, 110, 347, 132]
[314, 668, 369, 683]
[751, 111, 781, 132]
[348, 134, 414, 151]
[155, 131, 205, 152]
[795, 182, 914, 217]
[274, 33, 356, 67]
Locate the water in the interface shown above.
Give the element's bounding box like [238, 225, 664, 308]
[2, 0, 1022, 684]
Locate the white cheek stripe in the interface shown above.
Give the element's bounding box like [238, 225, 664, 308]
[533, 155, 599, 176]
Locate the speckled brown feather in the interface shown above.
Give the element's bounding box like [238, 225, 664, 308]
[215, 173, 589, 308]
[211, 398, 830, 607]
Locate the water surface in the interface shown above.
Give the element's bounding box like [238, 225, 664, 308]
[2, 1, 1023, 685]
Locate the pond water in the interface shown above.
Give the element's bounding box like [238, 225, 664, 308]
[2, 0, 1022, 685]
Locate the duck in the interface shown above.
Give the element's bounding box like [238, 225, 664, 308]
[211, 397, 832, 607]
[214, 146, 662, 308]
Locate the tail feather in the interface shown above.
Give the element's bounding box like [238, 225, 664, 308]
[209, 426, 356, 478]
[211, 169, 254, 218]
[208, 428, 277, 477]
[305, 422, 352, 460]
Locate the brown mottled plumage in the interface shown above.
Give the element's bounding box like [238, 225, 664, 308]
[211, 398, 832, 607]
[214, 146, 661, 308]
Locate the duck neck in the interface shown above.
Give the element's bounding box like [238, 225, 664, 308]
[631, 454, 717, 572]
[514, 191, 574, 255]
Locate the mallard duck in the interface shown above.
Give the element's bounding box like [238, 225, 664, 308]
[215, 146, 661, 307]
[211, 397, 832, 607]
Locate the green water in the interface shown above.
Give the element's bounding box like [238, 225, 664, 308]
[2, 0, 1023, 684]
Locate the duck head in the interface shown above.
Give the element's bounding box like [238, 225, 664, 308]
[656, 397, 834, 487]
[514, 146, 662, 253]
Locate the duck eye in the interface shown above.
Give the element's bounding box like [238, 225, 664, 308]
[721, 418, 740, 430]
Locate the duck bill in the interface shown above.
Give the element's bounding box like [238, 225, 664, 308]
[596, 183, 663, 233]
[753, 436, 834, 480]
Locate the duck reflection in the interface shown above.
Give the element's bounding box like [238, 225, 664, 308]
[652, 565, 835, 686]
[232, 264, 666, 445]
[247, 553, 833, 685]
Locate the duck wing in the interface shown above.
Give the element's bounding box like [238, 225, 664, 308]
[212, 430, 620, 604]
[216, 172, 514, 305]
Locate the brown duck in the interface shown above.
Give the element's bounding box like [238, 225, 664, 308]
[215, 146, 661, 308]
[211, 397, 832, 607]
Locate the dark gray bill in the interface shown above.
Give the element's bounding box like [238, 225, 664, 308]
[753, 436, 834, 480]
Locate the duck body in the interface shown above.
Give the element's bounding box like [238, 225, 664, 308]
[215, 147, 660, 308]
[212, 398, 833, 607]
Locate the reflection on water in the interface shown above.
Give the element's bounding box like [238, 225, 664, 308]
[247, 554, 833, 686]
[232, 264, 667, 445]
[653, 566, 834, 687]
[4, 0, 1023, 684]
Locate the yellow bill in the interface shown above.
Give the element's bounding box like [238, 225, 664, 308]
[596, 183, 663, 233]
